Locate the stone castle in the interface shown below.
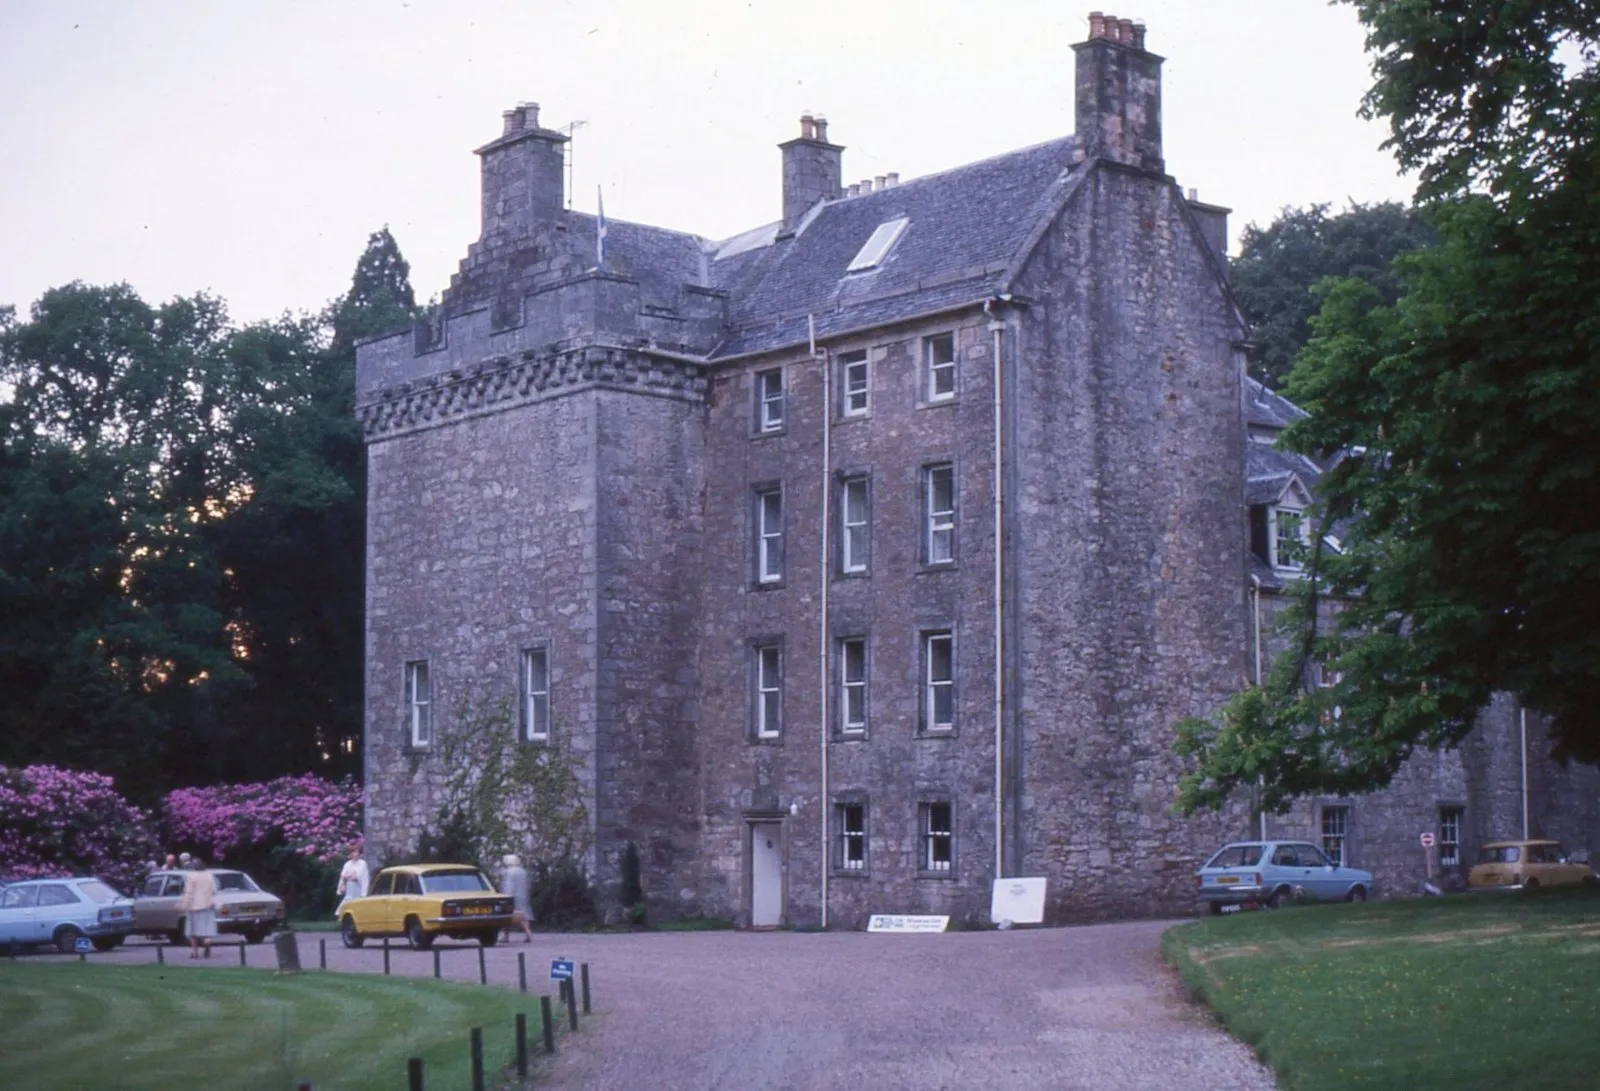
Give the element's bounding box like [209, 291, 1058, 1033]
[357, 13, 1600, 925]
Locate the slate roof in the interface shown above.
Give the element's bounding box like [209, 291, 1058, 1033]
[709, 136, 1079, 359]
[1247, 379, 1307, 433]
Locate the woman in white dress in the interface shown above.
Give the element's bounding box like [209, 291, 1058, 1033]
[335, 843, 370, 917]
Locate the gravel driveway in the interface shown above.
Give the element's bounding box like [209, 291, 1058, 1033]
[97, 920, 1274, 1089]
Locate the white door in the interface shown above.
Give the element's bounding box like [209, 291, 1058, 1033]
[750, 823, 783, 927]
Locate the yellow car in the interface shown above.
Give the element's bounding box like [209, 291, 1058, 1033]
[339, 864, 514, 950]
[1467, 840, 1597, 891]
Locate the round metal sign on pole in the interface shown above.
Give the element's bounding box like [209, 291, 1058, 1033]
[1420, 832, 1435, 847]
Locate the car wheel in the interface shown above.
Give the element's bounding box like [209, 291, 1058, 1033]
[91, 936, 125, 952]
[1208, 902, 1225, 916]
[168, 920, 186, 947]
[1346, 885, 1367, 903]
[245, 928, 269, 945]
[1524, 877, 1541, 891]
[1265, 887, 1292, 909]
[341, 915, 365, 949]
[405, 916, 434, 951]
[54, 926, 83, 954]
[477, 930, 499, 948]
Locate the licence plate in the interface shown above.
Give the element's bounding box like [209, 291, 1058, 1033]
[1220, 904, 1242, 914]
[464, 906, 490, 915]
[1216, 876, 1239, 885]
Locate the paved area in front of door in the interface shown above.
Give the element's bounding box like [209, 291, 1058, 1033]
[98, 920, 1276, 1090]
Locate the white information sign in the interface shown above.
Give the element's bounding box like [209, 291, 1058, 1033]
[989, 876, 1048, 925]
[867, 914, 949, 934]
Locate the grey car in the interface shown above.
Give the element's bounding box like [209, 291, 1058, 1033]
[134, 869, 285, 944]
[1196, 840, 1375, 912]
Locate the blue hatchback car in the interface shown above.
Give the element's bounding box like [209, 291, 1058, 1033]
[0, 877, 138, 953]
[1196, 840, 1375, 913]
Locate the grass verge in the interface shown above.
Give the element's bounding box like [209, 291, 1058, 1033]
[0, 960, 563, 1090]
[1162, 886, 1600, 1091]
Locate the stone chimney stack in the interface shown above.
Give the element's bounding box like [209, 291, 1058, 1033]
[474, 101, 570, 240]
[779, 113, 844, 234]
[1074, 13, 1163, 172]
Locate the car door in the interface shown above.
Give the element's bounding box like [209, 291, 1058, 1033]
[390, 872, 422, 934]
[0, 883, 39, 944]
[1298, 844, 1342, 899]
[149, 874, 188, 931]
[34, 882, 80, 942]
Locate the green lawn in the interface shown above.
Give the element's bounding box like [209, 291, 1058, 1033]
[0, 961, 564, 1090]
[1163, 887, 1600, 1091]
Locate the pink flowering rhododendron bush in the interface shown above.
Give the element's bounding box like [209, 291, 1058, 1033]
[162, 774, 363, 917]
[0, 764, 161, 892]
[162, 773, 362, 864]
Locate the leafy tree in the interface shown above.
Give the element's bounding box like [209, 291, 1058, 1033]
[1176, 3, 1600, 811]
[1231, 202, 1433, 387]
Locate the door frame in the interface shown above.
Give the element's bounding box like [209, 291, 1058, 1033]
[744, 815, 787, 928]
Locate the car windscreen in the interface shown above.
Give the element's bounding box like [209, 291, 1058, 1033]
[212, 872, 261, 893]
[1205, 845, 1263, 869]
[421, 871, 491, 894]
[76, 880, 122, 904]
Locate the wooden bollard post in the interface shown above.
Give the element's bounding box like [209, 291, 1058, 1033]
[79, 951, 86, 963]
[319, 938, 327, 971]
[581, 963, 591, 1014]
[565, 976, 579, 1031]
[432, 949, 441, 979]
[515, 1013, 528, 1078]
[470, 1027, 485, 1091]
[518, 951, 527, 993]
[407, 1056, 423, 1091]
[156, 944, 164, 965]
[477, 945, 487, 985]
[238, 943, 247, 967]
[383, 943, 391, 976]
[540, 996, 555, 1054]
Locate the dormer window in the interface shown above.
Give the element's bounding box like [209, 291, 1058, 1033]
[847, 218, 908, 272]
[1271, 506, 1309, 571]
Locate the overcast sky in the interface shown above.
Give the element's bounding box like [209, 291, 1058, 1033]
[0, 0, 1414, 325]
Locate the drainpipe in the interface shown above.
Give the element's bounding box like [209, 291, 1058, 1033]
[1251, 574, 1266, 840]
[811, 315, 832, 929]
[1520, 706, 1529, 841]
[985, 300, 1006, 878]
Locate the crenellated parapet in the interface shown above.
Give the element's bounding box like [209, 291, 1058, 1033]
[356, 343, 708, 440]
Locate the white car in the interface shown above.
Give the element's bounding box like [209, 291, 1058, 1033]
[0, 877, 137, 953]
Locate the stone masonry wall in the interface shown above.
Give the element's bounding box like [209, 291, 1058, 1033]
[695, 314, 1007, 930]
[362, 392, 602, 867]
[1011, 162, 1254, 920]
[590, 388, 706, 916]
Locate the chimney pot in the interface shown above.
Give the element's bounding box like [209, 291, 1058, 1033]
[1131, 21, 1146, 49]
[874, 175, 887, 190]
[886, 171, 900, 187]
[1187, 187, 1198, 201]
[800, 112, 815, 140]
[502, 109, 520, 136]
[1089, 11, 1105, 39]
[814, 115, 829, 142]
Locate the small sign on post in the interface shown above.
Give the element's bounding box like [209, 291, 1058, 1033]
[1420, 832, 1435, 848]
[550, 957, 575, 981]
[73, 937, 92, 955]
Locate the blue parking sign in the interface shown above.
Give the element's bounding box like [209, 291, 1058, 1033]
[549, 957, 574, 981]
[73, 937, 92, 955]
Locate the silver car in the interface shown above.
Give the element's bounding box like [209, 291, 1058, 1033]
[134, 869, 285, 944]
[0, 877, 137, 953]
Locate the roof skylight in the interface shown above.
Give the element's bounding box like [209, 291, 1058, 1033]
[846, 217, 908, 272]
